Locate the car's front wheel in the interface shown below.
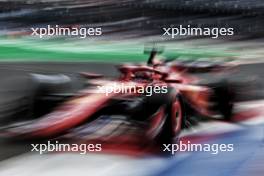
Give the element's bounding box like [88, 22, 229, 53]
[148, 89, 185, 146]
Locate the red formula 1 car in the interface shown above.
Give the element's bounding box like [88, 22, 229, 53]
[0, 66, 185, 145]
[0, 49, 234, 145]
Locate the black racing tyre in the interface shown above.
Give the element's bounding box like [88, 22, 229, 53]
[216, 86, 234, 121]
[30, 73, 84, 118]
[0, 75, 35, 126]
[148, 88, 185, 145]
[0, 74, 83, 126]
[208, 80, 234, 121]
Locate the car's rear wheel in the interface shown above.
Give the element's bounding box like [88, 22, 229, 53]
[0, 74, 83, 126]
[209, 81, 234, 121]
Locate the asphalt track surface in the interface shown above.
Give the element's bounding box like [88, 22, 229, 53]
[0, 61, 263, 176]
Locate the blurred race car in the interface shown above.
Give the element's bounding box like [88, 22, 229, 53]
[0, 48, 235, 144]
[0, 66, 185, 145]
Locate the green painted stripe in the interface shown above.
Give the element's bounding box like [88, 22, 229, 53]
[0, 37, 237, 62]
